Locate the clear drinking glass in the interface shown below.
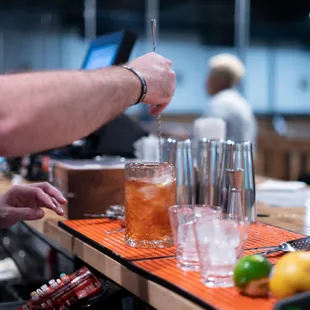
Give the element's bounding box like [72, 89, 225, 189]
[168, 205, 221, 271]
[125, 162, 176, 248]
[194, 214, 249, 287]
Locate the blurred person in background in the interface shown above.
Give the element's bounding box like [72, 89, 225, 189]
[0, 51, 176, 228]
[203, 53, 257, 146]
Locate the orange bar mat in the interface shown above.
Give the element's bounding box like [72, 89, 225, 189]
[59, 220, 305, 309]
[59, 219, 175, 261]
[128, 222, 305, 310]
[243, 222, 305, 263]
[133, 257, 276, 310]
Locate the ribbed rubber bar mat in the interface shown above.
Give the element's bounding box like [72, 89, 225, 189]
[133, 257, 275, 310]
[130, 222, 305, 310]
[59, 220, 305, 309]
[60, 218, 175, 261]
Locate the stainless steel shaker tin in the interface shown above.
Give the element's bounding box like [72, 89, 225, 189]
[196, 139, 256, 222]
[162, 138, 196, 204]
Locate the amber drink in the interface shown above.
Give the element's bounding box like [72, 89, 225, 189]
[125, 163, 176, 248]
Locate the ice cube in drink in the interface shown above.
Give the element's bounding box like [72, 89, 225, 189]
[125, 174, 176, 248]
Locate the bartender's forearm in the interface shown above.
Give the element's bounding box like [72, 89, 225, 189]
[0, 67, 140, 156]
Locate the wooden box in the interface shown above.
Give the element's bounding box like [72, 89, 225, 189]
[50, 159, 125, 219]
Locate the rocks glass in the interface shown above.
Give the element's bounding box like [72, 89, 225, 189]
[194, 214, 250, 288]
[168, 205, 220, 271]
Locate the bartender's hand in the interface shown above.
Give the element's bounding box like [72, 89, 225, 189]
[128, 52, 176, 115]
[0, 183, 67, 228]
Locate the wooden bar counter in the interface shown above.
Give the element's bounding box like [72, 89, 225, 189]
[1, 175, 310, 309]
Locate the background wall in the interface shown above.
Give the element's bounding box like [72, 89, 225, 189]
[2, 29, 310, 115]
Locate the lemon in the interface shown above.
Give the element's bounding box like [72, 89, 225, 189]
[270, 251, 310, 299]
[233, 255, 272, 297]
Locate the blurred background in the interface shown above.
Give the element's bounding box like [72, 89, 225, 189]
[2, 0, 310, 180]
[1, 0, 310, 114]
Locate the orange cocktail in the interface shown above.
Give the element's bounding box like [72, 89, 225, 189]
[125, 163, 176, 248]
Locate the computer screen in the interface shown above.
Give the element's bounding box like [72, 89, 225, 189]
[81, 31, 137, 70]
[83, 44, 119, 70]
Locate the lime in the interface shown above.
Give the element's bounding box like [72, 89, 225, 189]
[233, 255, 273, 297]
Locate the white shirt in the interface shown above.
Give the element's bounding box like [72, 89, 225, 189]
[203, 88, 257, 145]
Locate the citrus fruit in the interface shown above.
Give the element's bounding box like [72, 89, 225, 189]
[233, 255, 272, 297]
[270, 251, 310, 299]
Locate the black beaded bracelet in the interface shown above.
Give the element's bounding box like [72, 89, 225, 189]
[122, 65, 147, 105]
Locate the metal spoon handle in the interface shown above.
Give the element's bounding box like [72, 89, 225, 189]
[84, 213, 124, 220]
[151, 19, 157, 53]
[245, 245, 277, 251]
[151, 18, 162, 163]
[104, 227, 125, 235]
[254, 246, 283, 256]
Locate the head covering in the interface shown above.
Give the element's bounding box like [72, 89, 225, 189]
[208, 53, 246, 85]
